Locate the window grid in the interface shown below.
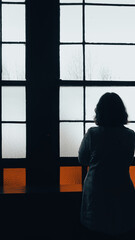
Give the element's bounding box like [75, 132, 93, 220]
[59, 0, 135, 191]
[0, 0, 26, 193]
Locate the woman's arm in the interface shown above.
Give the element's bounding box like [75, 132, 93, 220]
[129, 130, 135, 166]
[78, 128, 91, 166]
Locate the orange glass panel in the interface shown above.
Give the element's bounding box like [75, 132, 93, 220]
[3, 168, 26, 194]
[60, 166, 82, 192]
[129, 166, 135, 188]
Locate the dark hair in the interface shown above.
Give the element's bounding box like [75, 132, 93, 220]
[94, 92, 128, 126]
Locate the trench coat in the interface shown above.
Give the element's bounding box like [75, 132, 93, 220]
[78, 126, 135, 236]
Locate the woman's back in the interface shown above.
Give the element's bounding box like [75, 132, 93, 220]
[78, 126, 135, 236]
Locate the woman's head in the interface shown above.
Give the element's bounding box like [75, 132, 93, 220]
[94, 92, 128, 126]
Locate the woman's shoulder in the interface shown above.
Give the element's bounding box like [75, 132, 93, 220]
[121, 126, 135, 142]
[87, 126, 135, 138]
[86, 126, 99, 132]
[86, 126, 101, 136]
[122, 125, 135, 134]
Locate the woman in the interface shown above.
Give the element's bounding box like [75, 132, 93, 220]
[78, 92, 135, 240]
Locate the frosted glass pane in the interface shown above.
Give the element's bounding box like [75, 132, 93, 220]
[60, 123, 83, 157]
[60, 6, 82, 42]
[85, 6, 135, 43]
[2, 5, 25, 42]
[2, 87, 26, 121]
[85, 45, 135, 81]
[86, 87, 135, 121]
[60, 0, 82, 2]
[3, 168, 26, 194]
[60, 87, 83, 120]
[2, 124, 26, 158]
[85, 0, 135, 3]
[60, 45, 83, 80]
[2, 44, 25, 80]
[60, 167, 82, 192]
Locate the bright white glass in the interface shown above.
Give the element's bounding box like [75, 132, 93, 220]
[2, 4, 25, 42]
[2, 87, 26, 121]
[85, 0, 135, 3]
[85, 6, 135, 43]
[60, 123, 83, 157]
[86, 87, 135, 121]
[2, 124, 26, 159]
[60, 6, 82, 42]
[86, 87, 108, 120]
[2, 44, 25, 80]
[60, 87, 83, 120]
[60, 45, 83, 80]
[85, 45, 135, 81]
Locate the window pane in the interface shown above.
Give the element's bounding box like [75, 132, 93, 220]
[60, 0, 82, 2]
[2, 87, 26, 121]
[60, 6, 82, 42]
[3, 168, 26, 194]
[86, 87, 135, 121]
[85, 0, 135, 3]
[60, 123, 83, 157]
[60, 45, 83, 80]
[85, 6, 135, 43]
[2, 4, 25, 42]
[85, 45, 135, 81]
[2, 44, 25, 80]
[60, 87, 83, 120]
[2, 124, 26, 158]
[60, 167, 82, 192]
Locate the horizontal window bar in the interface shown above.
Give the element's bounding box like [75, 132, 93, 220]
[85, 3, 135, 7]
[86, 42, 135, 45]
[60, 42, 83, 45]
[59, 120, 135, 123]
[0, 160, 27, 168]
[2, 42, 26, 44]
[60, 42, 135, 45]
[2, 121, 26, 124]
[2, 2, 25, 4]
[59, 80, 135, 86]
[60, 120, 84, 122]
[1, 81, 27, 86]
[60, 3, 83, 5]
[59, 157, 80, 166]
[60, 3, 135, 7]
[59, 157, 135, 166]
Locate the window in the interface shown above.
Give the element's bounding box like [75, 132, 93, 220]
[59, 0, 135, 192]
[0, 0, 26, 194]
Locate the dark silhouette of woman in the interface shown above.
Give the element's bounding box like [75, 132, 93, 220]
[78, 92, 135, 240]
